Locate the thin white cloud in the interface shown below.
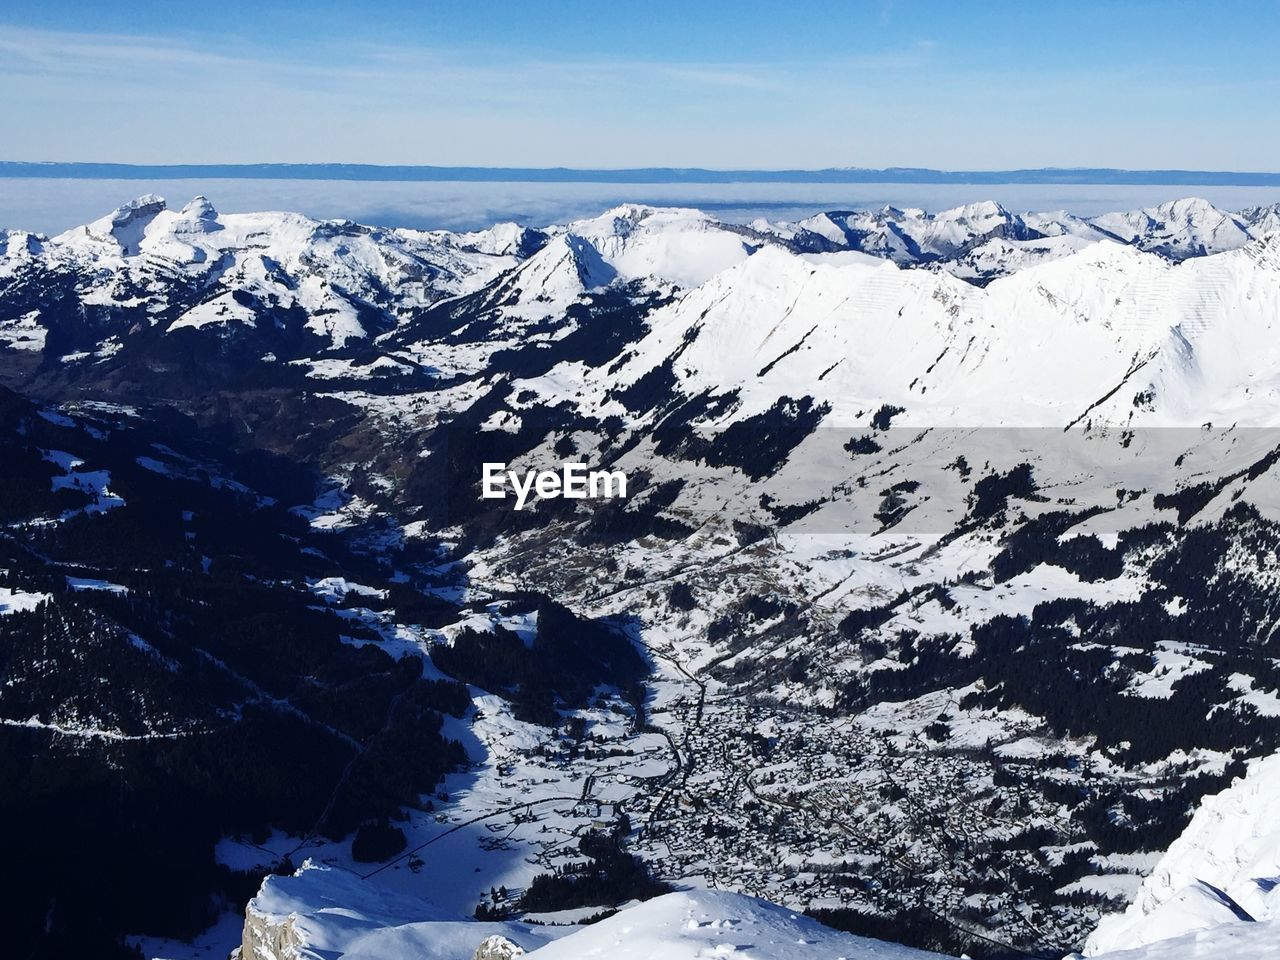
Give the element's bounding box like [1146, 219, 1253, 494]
[0, 21, 1273, 169]
[0, 22, 935, 102]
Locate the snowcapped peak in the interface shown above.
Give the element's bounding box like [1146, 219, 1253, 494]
[108, 194, 167, 222]
[788, 211, 855, 245]
[178, 195, 218, 221]
[605, 202, 707, 222]
[570, 204, 712, 241]
[1052, 234, 1148, 265]
[569, 204, 653, 238]
[1088, 197, 1252, 259]
[602, 201, 661, 220]
[526, 889, 948, 959]
[548, 206, 754, 289]
[95, 193, 168, 234]
[878, 204, 920, 219]
[487, 232, 615, 311]
[163, 196, 224, 240]
[1157, 196, 1228, 220]
[458, 220, 538, 257]
[936, 199, 1011, 222]
[0, 230, 44, 258]
[1151, 197, 1248, 237]
[62, 194, 170, 255]
[1238, 202, 1280, 238]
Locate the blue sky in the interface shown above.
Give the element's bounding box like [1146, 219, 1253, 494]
[2, 0, 1277, 169]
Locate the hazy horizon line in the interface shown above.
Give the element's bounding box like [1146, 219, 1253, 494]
[5, 161, 1280, 187]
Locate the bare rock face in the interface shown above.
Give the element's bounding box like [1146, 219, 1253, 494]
[240, 905, 303, 960]
[472, 934, 526, 960]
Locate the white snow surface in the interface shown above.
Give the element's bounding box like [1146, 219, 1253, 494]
[240, 873, 947, 960]
[565, 234, 1280, 429]
[241, 860, 565, 960]
[0, 586, 49, 615]
[560, 204, 755, 289]
[1080, 919, 1280, 959]
[1084, 751, 1280, 955]
[526, 889, 948, 959]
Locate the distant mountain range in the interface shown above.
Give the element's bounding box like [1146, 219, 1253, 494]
[5, 161, 1280, 185]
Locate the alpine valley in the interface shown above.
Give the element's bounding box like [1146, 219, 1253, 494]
[5, 194, 1280, 960]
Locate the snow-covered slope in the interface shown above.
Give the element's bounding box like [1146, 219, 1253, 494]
[239, 867, 1280, 960]
[524, 231, 1280, 436]
[1239, 203, 1280, 238]
[526, 889, 948, 960]
[238, 872, 948, 960]
[462, 205, 757, 318]
[773, 201, 1052, 265]
[240, 860, 565, 960]
[1083, 920, 1280, 959]
[1084, 752, 1280, 955]
[557, 205, 759, 289]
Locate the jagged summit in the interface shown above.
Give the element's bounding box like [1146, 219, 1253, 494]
[1239, 201, 1280, 237]
[1090, 196, 1252, 258]
[74, 193, 168, 254]
[178, 194, 219, 221]
[106, 192, 167, 218]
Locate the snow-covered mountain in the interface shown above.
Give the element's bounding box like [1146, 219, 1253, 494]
[5, 194, 1279, 377]
[755, 197, 1277, 282]
[523, 890, 948, 960]
[0, 194, 543, 363]
[544, 234, 1280, 429]
[7, 195, 1280, 960]
[1089, 197, 1253, 261]
[1084, 751, 1280, 955]
[238, 860, 566, 960]
[238, 864, 948, 960]
[9, 193, 1280, 409]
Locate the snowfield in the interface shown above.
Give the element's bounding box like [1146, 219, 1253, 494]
[240, 860, 566, 960]
[0, 586, 49, 615]
[526, 889, 949, 960]
[239, 867, 950, 960]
